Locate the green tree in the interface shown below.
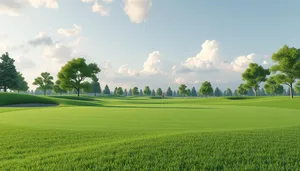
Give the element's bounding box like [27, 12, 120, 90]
[173, 90, 176, 96]
[12, 72, 29, 93]
[242, 63, 270, 96]
[151, 89, 155, 96]
[113, 87, 117, 96]
[225, 88, 233, 96]
[143, 86, 151, 96]
[33, 72, 54, 96]
[214, 87, 221, 97]
[81, 81, 92, 94]
[92, 76, 101, 96]
[103, 85, 110, 95]
[124, 89, 128, 96]
[0, 52, 18, 92]
[186, 89, 191, 96]
[233, 89, 238, 96]
[237, 84, 248, 96]
[116, 87, 124, 96]
[156, 88, 162, 96]
[128, 89, 132, 96]
[57, 58, 101, 97]
[264, 76, 284, 95]
[166, 87, 173, 96]
[200, 81, 213, 96]
[178, 84, 187, 97]
[270, 45, 300, 98]
[191, 87, 197, 97]
[132, 87, 139, 96]
[295, 81, 300, 94]
[53, 80, 67, 95]
[139, 89, 143, 96]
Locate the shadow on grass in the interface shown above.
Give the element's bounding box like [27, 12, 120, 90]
[103, 105, 217, 110]
[225, 96, 262, 100]
[51, 96, 98, 101]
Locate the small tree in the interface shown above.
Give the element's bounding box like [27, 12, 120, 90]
[242, 63, 270, 96]
[113, 87, 117, 96]
[132, 87, 139, 96]
[264, 76, 284, 96]
[33, 72, 54, 96]
[214, 87, 221, 97]
[139, 89, 143, 96]
[128, 88, 132, 96]
[156, 88, 162, 96]
[53, 80, 67, 95]
[116, 87, 124, 96]
[199, 81, 213, 97]
[124, 89, 128, 96]
[186, 89, 191, 96]
[0, 52, 18, 92]
[57, 58, 101, 97]
[178, 84, 187, 97]
[151, 89, 156, 96]
[233, 89, 238, 96]
[82, 81, 92, 94]
[226, 88, 233, 96]
[92, 76, 101, 96]
[191, 87, 197, 97]
[143, 86, 151, 96]
[237, 84, 248, 96]
[103, 85, 110, 95]
[166, 87, 173, 96]
[173, 90, 176, 97]
[12, 72, 29, 93]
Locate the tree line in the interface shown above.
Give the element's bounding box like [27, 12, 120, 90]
[1, 45, 300, 98]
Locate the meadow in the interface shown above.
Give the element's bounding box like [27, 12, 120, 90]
[1, 93, 300, 170]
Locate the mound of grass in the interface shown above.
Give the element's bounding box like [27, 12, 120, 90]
[0, 93, 58, 106]
[225, 96, 259, 100]
[51, 95, 97, 101]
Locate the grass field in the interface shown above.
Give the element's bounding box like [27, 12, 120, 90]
[1, 93, 300, 170]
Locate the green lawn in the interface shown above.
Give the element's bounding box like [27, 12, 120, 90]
[1, 94, 300, 170]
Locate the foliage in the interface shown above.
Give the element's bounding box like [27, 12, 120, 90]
[113, 87, 117, 96]
[132, 87, 139, 96]
[124, 89, 128, 96]
[103, 85, 110, 95]
[225, 88, 233, 96]
[242, 63, 270, 96]
[143, 86, 151, 96]
[270, 45, 300, 98]
[139, 89, 143, 96]
[173, 91, 177, 97]
[214, 87, 222, 97]
[53, 80, 67, 95]
[264, 76, 284, 95]
[11, 72, 29, 93]
[200, 81, 213, 96]
[81, 81, 92, 93]
[128, 89, 132, 96]
[166, 87, 172, 96]
[57, 58, 101, 97]
[151, 90, 155, 96]
[156, 88, 162, 96]
[191, 87, 197, 97]
[295, 81, 300, 94]
[33, 72, 54, 96]
[92, 76, 101, 96]
[178, 84, 187, 96]
[0, 52, 18, 92]
[237, 84, 248, 96]
[116, 87, 124, 96]
[186, 89, 191, 96]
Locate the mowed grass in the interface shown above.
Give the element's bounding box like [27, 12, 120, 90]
[1, 94, 300, 170]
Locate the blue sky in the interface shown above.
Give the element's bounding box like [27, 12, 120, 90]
[1, 0, 299, 91]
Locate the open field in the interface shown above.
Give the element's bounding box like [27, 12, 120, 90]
[1, 94, 300, 170]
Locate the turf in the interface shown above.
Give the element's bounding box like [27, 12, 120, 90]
[1, 93, 300, 170]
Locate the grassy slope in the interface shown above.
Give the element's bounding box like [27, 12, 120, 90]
[1, 94, 300, 170]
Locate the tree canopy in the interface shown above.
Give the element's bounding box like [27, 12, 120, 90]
[92, 76, 101, 96]
[0, 52, 18, 92]
[270, 45, 300, 98]
[166, 87, 172, 96]
[199, 81, 213, 96]
[191, 87, 197, 97]
[53, 80, 67, 95]
[264, 76, 284, 95]
[242, 63, 270, 96]
[132, 87, 139, 96]
[33, 72, 54, 96]
[116, 87, 124, 96]
[11, 72, 29, 93]
[103, 85, 110, 95]
[143, 86, 151, 96]
[214, 87, 222, 97]
[156, 88, 162, 96]
[237, 84, 248, 96]
[57, 58, 101, 97]
[178, 84, 187, 96]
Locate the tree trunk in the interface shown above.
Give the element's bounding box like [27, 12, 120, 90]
[290, 84, 294, 99]
[4, 86, 7, 92]
[77, 89, 80, 97]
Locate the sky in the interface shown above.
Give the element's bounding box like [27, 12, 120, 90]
[1, 0, 300, 92]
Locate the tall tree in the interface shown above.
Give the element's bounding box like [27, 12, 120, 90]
[156, 88, 162, 96]
[191, 87, 197, 97]
[166, 87, 173, 96]
[103, 85, 110, 95]
[0, 52, 18, 92]
[186, 89, 191, 96]
[270, 45, 300, 98]
[178, 84, 187, 97]
[237, 84, 248, 96]
[113, 87, 117, 96]
[81, 81, 92, 94]
[264, 76, 284, 95]
[173, 90, 176, 97]
[92, 76, 101, 96]
[57, 58, 101, 97]
[225, 88, 233, 96]
[132, 87, 139, 96]
[116, 87, 124, 96]
[214, 87, 221, 97]
[242, 63, 270, 96]
[143, 86, 151, 96]
[200, 81, 213, 96]
[139, 89, 143, 96]
[33, 72, 54, 96]
[128, 88, 132, 96]
[53, 80, 67, 95]
[151, 89, 156, 96]
[12, 72, 29, 93]
[124, 89, 128, 96]
[233, 89, 238, 96]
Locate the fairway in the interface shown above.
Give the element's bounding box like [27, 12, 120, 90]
[1, 95, 300, 170]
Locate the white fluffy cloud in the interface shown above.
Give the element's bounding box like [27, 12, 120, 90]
[141, 51, 163, 74]
[230, 53, 255, 72]
[118, 64, 140, 76]
[92, 2, 109, 16]
[124, 0, 152, 24]
[174, 77, 185, 84]
[28, 0, 58, 8]
[57, 24, 82, 37]
[103, 0, 113, 3]
[28, 32, 53, 46]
